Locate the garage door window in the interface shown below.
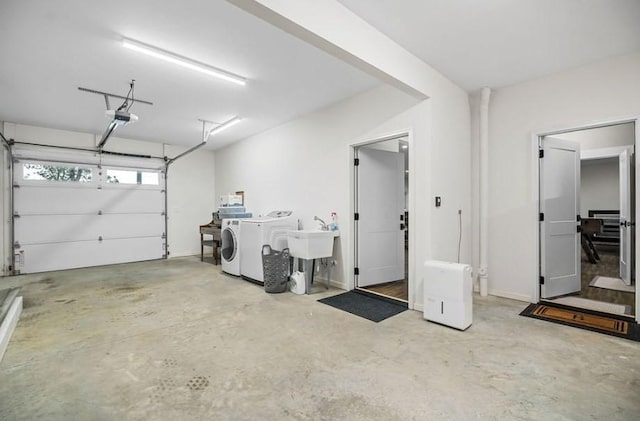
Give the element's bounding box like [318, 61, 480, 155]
[23, 163, 93, 183]
[106, 169, 159, 185]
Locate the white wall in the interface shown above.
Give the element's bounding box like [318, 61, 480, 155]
[0, 122, 216, 272]
[358, 89, 472, 308]
[226, 0, 471, 310]
[165, 143, 216, 257]
[488, 51, 640, 301]
[215, 85, 418, 287]
[581, 159, 619, 217]
[216, 79, 470, 309]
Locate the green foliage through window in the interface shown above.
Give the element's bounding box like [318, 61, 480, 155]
[24, 164, 93, 182]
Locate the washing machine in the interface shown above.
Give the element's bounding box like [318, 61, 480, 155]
[239, 211, 297, 284]
[221, 218, 243, 276]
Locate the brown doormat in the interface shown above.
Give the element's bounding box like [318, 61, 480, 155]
[520, 302, 640, 342]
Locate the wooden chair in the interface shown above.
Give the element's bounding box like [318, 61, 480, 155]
[580, 218, 603, 264]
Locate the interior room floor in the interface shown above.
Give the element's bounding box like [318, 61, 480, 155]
[579, 247, 635, 315]
[360, 245, 409, 301]
[1, 257, 639, 420]
[361, 280, 408, 301]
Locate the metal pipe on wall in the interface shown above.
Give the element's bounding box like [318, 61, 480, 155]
[479, 87, 491, 297]
[13, 140, 165, 160]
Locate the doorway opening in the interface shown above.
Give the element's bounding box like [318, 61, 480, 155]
[353, 135, 409, 303]
[538, 122, 636, 318]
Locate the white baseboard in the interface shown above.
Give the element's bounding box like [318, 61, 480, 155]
[487, 289, 532, 303]
[312, 274, 347, 291]
[329, 280, 347, 290]
[0, 296, 23, 363]
[414, 290, 531, 313]
[168, 251, 201, 259]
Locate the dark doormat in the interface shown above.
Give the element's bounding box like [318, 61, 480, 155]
[520, 302, 640, 342]
[318, 290, 408, 322]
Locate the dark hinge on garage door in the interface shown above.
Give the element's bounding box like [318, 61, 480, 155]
[539, 276, 545, 285]
[354, 267, 360, 276]
[354, 212, 359, 221]
[539, 149, 544, 158]
[539, 213, 544, 222]
[354, 158, 359, 166]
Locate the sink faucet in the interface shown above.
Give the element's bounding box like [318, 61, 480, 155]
[314, 216, 328, 230]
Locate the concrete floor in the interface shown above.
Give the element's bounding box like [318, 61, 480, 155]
[0, 257, 639, 420]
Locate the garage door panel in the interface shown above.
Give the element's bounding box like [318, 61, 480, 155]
[17, 237, 164, 274]
[15, 187, 164, 216]
[100, 214, 164, 238]
[97, 189, 164, 213]
[16, 215, 98, 243]
[16, 214, 164, 244]
[14, 186, 100, 215]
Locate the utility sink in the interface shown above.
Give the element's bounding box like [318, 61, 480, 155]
[287, 230, 340, 259]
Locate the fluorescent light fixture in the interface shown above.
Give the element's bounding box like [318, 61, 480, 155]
[122, 38, 246, 86]
[401, 144, 408, 149]
[205, 117, 242, 141]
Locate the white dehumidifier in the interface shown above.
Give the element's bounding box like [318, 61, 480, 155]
[423, 260, 472, 330]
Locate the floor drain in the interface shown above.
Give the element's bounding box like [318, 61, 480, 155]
[158, 378, 176, 391]
[186, 376, 209, 391]
[162, 358, 177, 367]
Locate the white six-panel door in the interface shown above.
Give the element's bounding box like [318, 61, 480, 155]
[619, 148, 633, 285]
[540, 137, 581, 298]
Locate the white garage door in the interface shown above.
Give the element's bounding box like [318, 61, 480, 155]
[12, 151, 166, 274]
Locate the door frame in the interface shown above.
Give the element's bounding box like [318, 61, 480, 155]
[350, 129, 415, 308]
[531, 116, 640, 322]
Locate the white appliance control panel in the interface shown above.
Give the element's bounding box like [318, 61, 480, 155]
[266, 210, 292, 218]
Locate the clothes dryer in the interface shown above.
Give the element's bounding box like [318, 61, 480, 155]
[239, 211, 297, 284]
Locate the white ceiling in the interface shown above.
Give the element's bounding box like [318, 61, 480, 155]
[0, 0, 378, 149]
[2, 1, 640, 150]
[339, 0, 640, 91]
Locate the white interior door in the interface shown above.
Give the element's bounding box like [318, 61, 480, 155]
[619, 148, 633, 285]
[356, 147, 404, 287]
[540, 137, 581, 298]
